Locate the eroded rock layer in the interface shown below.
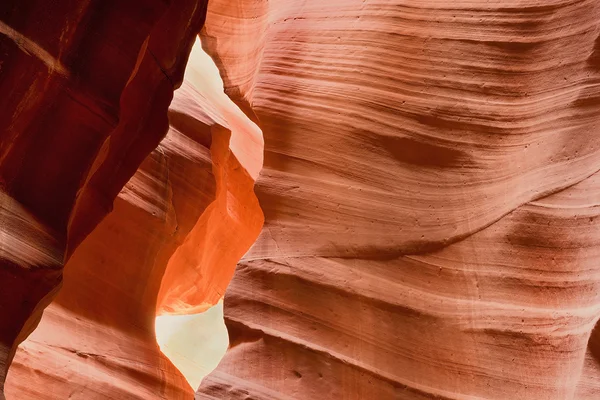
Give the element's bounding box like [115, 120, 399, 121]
[196, 0, 600, 399]
[6, 39, 264, 398]
[199, 171, 600, 399]
[0, 0, 209, 396]
[202, 0, 600, 259]
[7, 121, 215, 399]
[3, 0, 600, 399]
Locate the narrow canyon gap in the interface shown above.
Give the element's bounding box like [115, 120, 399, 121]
[4, 32, 265, 400]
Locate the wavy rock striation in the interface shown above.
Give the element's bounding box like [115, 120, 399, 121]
[3, 0, 600, 399]
[199, 171, 600, 399]
[196, 0, 600, 399]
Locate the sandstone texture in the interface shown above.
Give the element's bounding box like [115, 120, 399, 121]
[4, 35, 264, 399]
[2, 0, 600, 400]
[0, 1, 210, 396]
[196, 0, 600, 399]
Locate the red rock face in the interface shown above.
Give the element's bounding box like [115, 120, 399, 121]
[3, 0, 600, 399]
[6, 118, 215, 399]
[0, 0, 209, 396]
[195, 0, 600, 399]
[3, 35, 264, 398]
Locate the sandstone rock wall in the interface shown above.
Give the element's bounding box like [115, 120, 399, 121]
[5, 36, 264, 399]
[2, 0, 600, 399]
[0, 0, 208, 396]
[196, 0, 600, 398]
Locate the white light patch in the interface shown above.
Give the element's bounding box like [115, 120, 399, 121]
[155, 302, 229, 390]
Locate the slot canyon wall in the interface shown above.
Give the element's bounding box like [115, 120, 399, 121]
[196, 1, 600, 398]
[1, 1, 600, 400]
[0, 0, 210, 397]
